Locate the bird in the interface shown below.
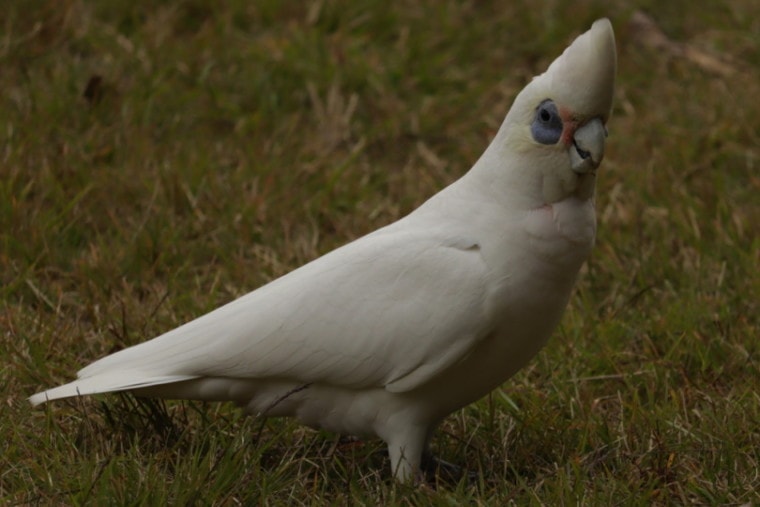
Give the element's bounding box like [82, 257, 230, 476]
[30, 19, 616, 482]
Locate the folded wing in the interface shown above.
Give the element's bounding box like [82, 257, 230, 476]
[30, 224, 494, 405]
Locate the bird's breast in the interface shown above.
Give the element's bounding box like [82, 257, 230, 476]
[428, 196, 596, 405]
[521, 196, 596, 269]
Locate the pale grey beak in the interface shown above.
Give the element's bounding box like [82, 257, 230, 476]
[569, 118, 606, 174]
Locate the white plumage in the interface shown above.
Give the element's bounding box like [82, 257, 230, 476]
[31, 19, 616, 481]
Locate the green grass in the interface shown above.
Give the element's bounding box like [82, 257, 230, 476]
[2, 0, 758, 504]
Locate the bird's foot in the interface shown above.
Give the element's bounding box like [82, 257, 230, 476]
[420, 453, 478, 486]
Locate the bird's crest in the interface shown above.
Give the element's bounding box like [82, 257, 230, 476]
[537, 18, 616, 122]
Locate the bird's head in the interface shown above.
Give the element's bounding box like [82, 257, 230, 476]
[487, 19, 616, 205]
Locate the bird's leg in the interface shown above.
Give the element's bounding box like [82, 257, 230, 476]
[419, 421, 478, 485]
[386, 429, 428, 482]
[386, 424, 478, 485]
[387, 442, 423, 482]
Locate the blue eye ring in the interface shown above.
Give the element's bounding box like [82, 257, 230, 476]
[531, 99, 563, 145]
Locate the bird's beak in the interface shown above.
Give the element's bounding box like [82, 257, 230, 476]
[569, 118, 606, 174]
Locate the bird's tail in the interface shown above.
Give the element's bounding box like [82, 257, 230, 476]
[28, 371, 197, 406]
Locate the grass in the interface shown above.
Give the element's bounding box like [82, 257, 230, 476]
[2, 0, 758, 504]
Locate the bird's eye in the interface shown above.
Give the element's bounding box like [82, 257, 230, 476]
[531, 99, 563, 145]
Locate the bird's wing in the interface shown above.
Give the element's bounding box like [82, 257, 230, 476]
[33, 223, 494, 403]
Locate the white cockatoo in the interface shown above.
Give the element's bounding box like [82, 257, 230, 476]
[31, 19, 616, 481]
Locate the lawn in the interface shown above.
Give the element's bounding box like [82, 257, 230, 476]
[2, 0, 758, 504]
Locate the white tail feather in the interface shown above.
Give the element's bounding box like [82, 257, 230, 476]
[28, 372, 197, 406]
